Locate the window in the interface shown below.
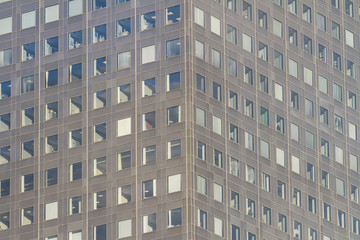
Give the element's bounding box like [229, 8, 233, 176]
[21, 11, 35, 29]
[321, 170, 329, 188]
[143, 213, 156, 233]
[274, 51, 283, 69]
[196, 141, 206, 161]
[338, 210, 345, 228]
[93, 90, 106, 109]
[142, 145, 156, 165]
[68, 0, 82, 17]
[345, 29, 354, 48]
[69, 63, 82, 82]
[262, 206, 271, 225]
[289, 59, 298, 77]
[276, 147, 285, 166]
[231, 225, 240, 240]
[21, 108, 34, 127]
[141, 11, 155, 31]
[248, 232, 256, 240]
[288, 0, 297, 14]
[261, 172, 270, 191]
[0, 113, 10, 131]
[69, 30, 82, 49]
[293, 221, 302, 239]
[118, 220, 131, 238]
[336, 178, 345, 196]
[305, 99, 314, 117]
[0, 49, 11, 68]
[246, 198, 255, 217]
[345, 0, 353, 17]
[69, 230, 82, 240]
[166, 39, 180, 58]
[347, 60, 355, 78]
[68, 96, 82, 115]
[196, 74, 205, 93]
[318, 44, 326, 62]
[320, 107, 328, 124]
[168, 140, 181, 159]
[21, 140, 34, 159]
[166, 5, 180, 24]
[213, 116, 222, 135]
[142, 179, 156, 199]
[334, 115, 343, 133]
[0, 212, 9, 231]
[351, 185, 359, 203]
[45, 5, 59, 23]
[332, 0, 339, 8]
[317, 13, 326, 31]
[243, 2, 252, 20]
[305, 131, 314, 149]
[244, 66, 253, 85]
[45, 134, 58, 153]
[20, 173, 33, 192]
[143, 111, 155, 131]
[214, 183, 223, 202]
[0, 145, 10, 165]
[258, 10, 267, 29]
[118, 185, 131, 204]
[229, 124, 238, 143]
[243, 34, 252, 53]
[141, 45, 155, 64]
[214, 217, 224, 237]
[273, 19, 282, 37]
[45, 36, 58, 56]
[349, 122, 357, 140]
[259, 75, 268, 93]
[210, 16, 221, 35]
[0, 179, 9, 197]
[94, 190, 106, 209]
[227, 0, 236, 10]
[321, 139, 329, 157]
[93, 157, 106, 176]
[194, 7, 205, 27]
[303, 67, 313, 86]
[291, 155, 300, 174]
[244, 99, 253, 118]
[116, 18, 131, 38]
[274, 0, 282, 6]
[350, 154, 358, 172]
[303, 4, 311, 22]
[45, 168, 57, 187]
[277, 180, 286, 199]
[117, 117, 131, 137]
[260, 140, 270, 159]
[92, 0, 106, 10]
[0, 17, 12, 35]
[93, 24, 106, 44]
[167, 72, 180, 91]
[333, 52, 341, 70]
[308, 228, 317, 240]
[246, 165, 255, 184]
[245, 131, 254, 151]
[22, 42, 35, 61]
[353, 217, 360, 235]
[303, 35, 312, 54]
[168, 208, 182, 227]
[307, 163, 315, 181]
[227, 25, 237, 44]
[116, 0, 130, 4]
[168, 174, 181, 193]
[229, 90, 238, 109]
[167, 106, 180, 125]
[117, 51, 131, 70]
[45, 69, 58, 89]
[323, 203, 331, 221]
[318, 75, 328, 94]
[258, 42, 268, 61]
[69, 196, 81, 215]
[44, 202, 58, 220]
[290, 123, 299, 141]
[21, 207, 34, 226]
[141, 78, 155, 98]
[228, 58, 237, 77]
[44, 102, 57, 121]
[274, 83, 283, 101]
[276, 115, 285, 134]
[94, 57, 106, 75]
[197, 175, 207, 195]
[69, 129, 82, 148]
[194, 108, 206, 128]
[195, 40, 204, 60]
[230, 191, 239, 210]
[230, 157, 239, 176]
[277, 214, 287, 232]
[211, 49, 221, 68]
[331, 21, 340, 39]
[211, 149, 222, 169]
[288, 27, 298, 46]
[69, 162, 82, 181]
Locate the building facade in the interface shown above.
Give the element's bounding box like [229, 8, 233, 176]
[0, 0, 360, 239]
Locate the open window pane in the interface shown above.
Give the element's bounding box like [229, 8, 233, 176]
[69, 96, 82, 114]
[142, 78, 155, 97]
[94, 157, 106, 176]
[94, 90, 106, 109]
[143, 112, 155, 130]
[21, 140, 34, 159]
[94, 123, 106, 142]
[93, 24, 106, 43]
[69, 30, 82, 49]
[69, 129, 82, 148]
[166, 5, 180, 24]
[45, 134, 58, 153]
[22, 43, 35, 61]
[118, 185, 131, 204]
[118, 151, 131, 170]
[141, 12, 155, 31]
[167, 72, 180, 91]
[118, 84, 130, 103]
[45, 168, 58, 186]
[0, 113, 10, 131]
[69, 162, 82, 181]
[116, 18, 131, 37]
[45, 37, 58, 55]
[94, 57, 106, 75]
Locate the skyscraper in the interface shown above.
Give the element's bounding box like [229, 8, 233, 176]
[0, 0, 359, 239]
